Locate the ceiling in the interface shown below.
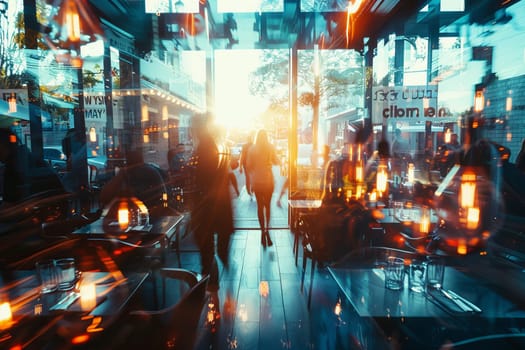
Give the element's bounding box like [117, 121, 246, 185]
[86, 0, 515, 55]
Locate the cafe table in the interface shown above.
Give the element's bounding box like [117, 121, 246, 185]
[288, 199, 322, 265]
[72, 214, 184, 264]
[327, 254, 525, 348]
[0, 269, 149, 349]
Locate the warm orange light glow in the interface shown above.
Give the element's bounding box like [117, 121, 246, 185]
[162, 105, 168, 120]
[356, 184, 362, 199]
[207, 302, 215, 323]
[506, 96, 512, 112]
[376, 164, 388, 194]
[334, 298, 342, 316]
[143, 133, 150, 143]
[7, 94, 16, 113]
[369, 191, 377, 202]
[407, 163, 415, 184]
[474, 91, 484, 112]
[89, 127, 97, 142]
[259, 281, 269, 298]
[419, 207, 430, 234]
[467, 207, 480, 230]
[345, 0, 362, 46]
[141, 105, 149, 122]
[460, 173, 476, 208]
[9, 134, 16, 143]
[118, 202, 129, 229]
[457, 239, 468, 255]
[80, 283, 97, 311]
[355, 162, 363, 182]
[444, 128, 451, 144]
[71, 334, 90, 344]
[0, 302, 13, 329]
[65, 9, 81, 42]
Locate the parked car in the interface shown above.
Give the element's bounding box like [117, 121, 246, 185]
[43, 146, 67, 173]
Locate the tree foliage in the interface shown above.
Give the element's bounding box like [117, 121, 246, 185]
[248, 49, 364, 112]
[248, 48, 364, 135]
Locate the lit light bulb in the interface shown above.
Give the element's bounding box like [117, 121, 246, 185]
[0, 302, 13, 330]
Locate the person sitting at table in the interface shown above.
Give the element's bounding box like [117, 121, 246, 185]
[99, 147, 173, 218]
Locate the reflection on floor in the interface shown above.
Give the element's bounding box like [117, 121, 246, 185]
[174, 228, 340, 350]
[165, 172, 388, 349]
[171, 172, 325, 349]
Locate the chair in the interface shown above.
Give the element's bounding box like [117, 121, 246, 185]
[299, 213, 319, 310]
[126, 269, 209, 350]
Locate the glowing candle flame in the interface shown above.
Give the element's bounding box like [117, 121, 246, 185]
[376, 164, 388, 194]
[460, 173, 476, 208]
[118, 202, 129, 229]
[457, 239, 468, 255]
[0, 302, 13, 329]
[355, 162, 363, 182]
[419, 207, 430, 234]
[444, 129, 451, 144]
[466, 207, 480, 230]
[80, 283, 97, 311]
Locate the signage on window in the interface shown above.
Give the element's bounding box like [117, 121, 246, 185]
[372, 85, 454, 124]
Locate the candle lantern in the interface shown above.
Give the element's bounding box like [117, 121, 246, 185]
[376, 162, 388, 196]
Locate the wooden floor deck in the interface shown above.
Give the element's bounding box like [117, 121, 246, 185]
[166, 168, 387, 349]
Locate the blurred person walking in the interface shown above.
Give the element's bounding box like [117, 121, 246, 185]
[239, 132, 254, 197]
[247, 129, 279, 247]
[190, 114, 234, 291]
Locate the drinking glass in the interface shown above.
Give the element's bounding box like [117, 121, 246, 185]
[56, 258, 77, 291]
[385, 256, 405, 291]
[425, 257, 445, 292]
[408, 260, 426, 293]
[36, 260, 58, 294]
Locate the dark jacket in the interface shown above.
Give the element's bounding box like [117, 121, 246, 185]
[191, 134, 234, 262]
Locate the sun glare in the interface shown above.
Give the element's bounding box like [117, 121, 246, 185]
[214, 50, 268, 131]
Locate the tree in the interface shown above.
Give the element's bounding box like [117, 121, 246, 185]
[248, 48, 364, 150]
[1, 13, 27, 88]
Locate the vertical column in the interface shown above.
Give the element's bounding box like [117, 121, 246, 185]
[23, 0, 42, 157]
[72, 68, 89, 190]
[103, 46, 114, 140]
[206, 51, 214, 116]
[312, 45, 319, 167]
[363, 37, 376, 148]
[289, 46, 298, 195]
[426, 4, 440, 156]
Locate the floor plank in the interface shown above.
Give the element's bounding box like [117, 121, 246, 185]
[174, 181, 376, 350]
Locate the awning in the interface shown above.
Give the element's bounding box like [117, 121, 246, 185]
[42, 93, 75, 109]
[0, 99, 30, 121]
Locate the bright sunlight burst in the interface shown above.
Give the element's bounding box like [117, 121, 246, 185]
[214, 50, 269, 131]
